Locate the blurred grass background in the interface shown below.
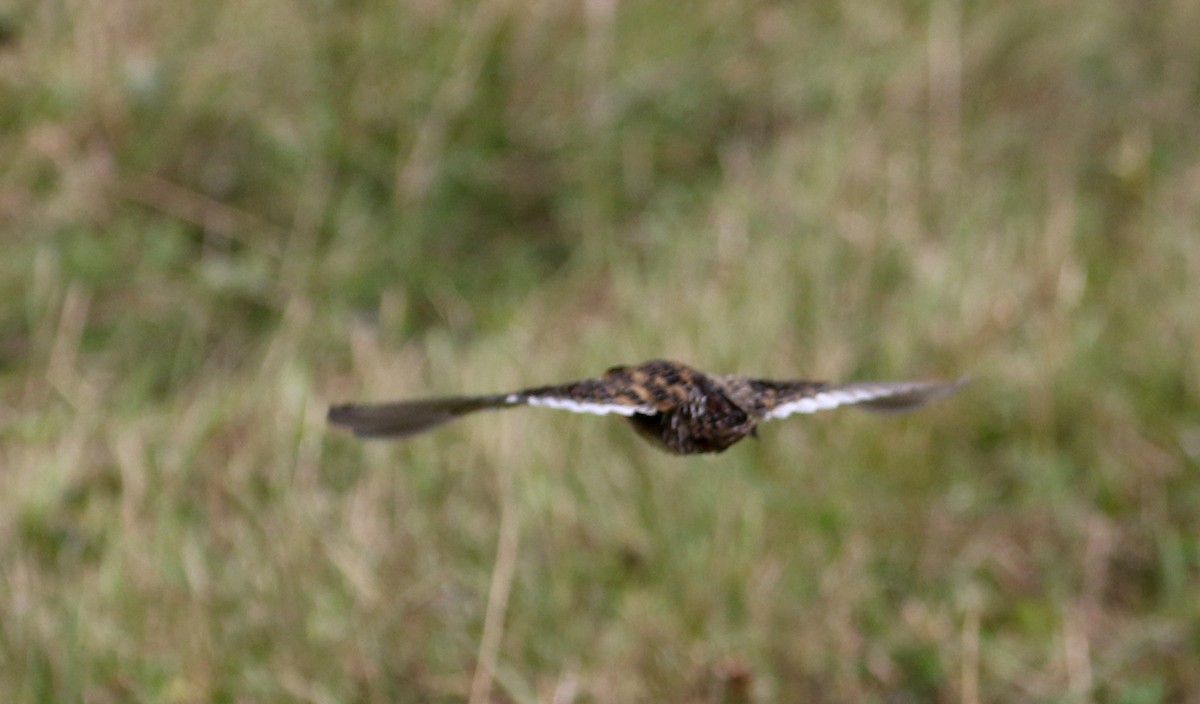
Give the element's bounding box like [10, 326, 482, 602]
[2, 0, 1199, 701]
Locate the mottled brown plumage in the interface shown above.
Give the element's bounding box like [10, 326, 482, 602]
[328, 359, 966, 454]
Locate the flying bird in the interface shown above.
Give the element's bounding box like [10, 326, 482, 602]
[328, 359, 966, 455]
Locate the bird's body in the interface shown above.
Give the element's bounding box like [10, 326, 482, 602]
[328, 359, 965, 454]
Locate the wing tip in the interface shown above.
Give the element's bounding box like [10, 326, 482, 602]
[858, 375, 970, 412]
[327, 403, 354, 425]
[327, 403, 387, 438]
[327, 401, 464, 439]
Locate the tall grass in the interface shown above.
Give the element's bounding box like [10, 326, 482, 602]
[3, 0, 1198, 701]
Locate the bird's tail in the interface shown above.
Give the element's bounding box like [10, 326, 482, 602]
[327, 394, 514, 438]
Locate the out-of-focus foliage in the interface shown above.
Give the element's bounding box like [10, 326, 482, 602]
[2, 0, 1198, 701]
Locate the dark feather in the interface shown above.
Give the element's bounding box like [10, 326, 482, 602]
[327, 395, 512, 438]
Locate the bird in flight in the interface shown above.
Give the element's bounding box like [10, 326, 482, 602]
[328, 359, 966, 455]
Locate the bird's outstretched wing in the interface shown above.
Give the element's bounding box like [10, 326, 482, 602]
[328, 373, 658, 439]
[744, 377, 968, 421]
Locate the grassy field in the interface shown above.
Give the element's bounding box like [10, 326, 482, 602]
[3, 0, 1199, 701]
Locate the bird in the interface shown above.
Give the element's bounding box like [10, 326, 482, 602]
[328, 359, 966, 455]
